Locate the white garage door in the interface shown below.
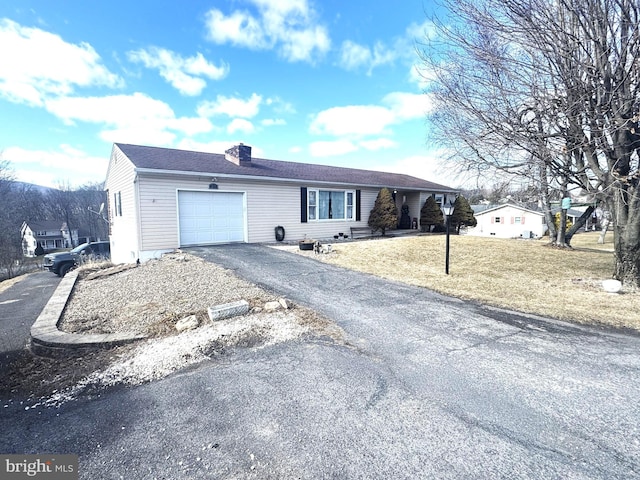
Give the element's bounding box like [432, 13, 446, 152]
[178, 191, 245, 246]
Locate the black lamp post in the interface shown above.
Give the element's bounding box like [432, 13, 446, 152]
[442, 201, 454, 274]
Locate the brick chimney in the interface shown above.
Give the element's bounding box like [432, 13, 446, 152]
[225, 144, 252, 166]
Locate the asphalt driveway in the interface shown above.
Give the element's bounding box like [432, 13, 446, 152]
[1, 244, 639, 479]
[0, 271, 60, 369]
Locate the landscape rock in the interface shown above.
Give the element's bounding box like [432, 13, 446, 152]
[264, 301, 281, 312]
[208, 300, 250, 321]
[278, 298, 291, 309]
[175, 315, 199, 332]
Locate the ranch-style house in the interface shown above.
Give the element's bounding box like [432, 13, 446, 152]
[105, 143, 458, 264]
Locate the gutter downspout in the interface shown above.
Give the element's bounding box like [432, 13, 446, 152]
[134, 171, 143, 262]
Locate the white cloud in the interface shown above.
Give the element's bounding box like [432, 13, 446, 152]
[0, 19, 122, 106]
[227, 118, 255, 134]
[309, 140, 358, 157]
[265, 96, 296, 114]
[281, 25, 330, 62]
[372, 150, 462, 188]
[197, 93, 263, 118]
[127, 47, 228, 96]
[307, 92, 432, 158]
[45, 92, 213, 146]
[409, 62, 436, 89]
[338, 19, 437, 75]
[309, 138, 395, 158]
[405, 19, 438, 43]
[338, 40, 395, 74]
[2, 144, 108, 188]
[310, 105, 395, 136]
[338, 41, 370, 70]
[309, 92, 432, 140]
[360, 138, 397, 151]
[382, 92, 433, 119]
[205, 10, 266, 49]
[204, 0, 330, 63]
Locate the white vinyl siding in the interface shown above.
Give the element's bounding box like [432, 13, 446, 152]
[104, 145, 140, 264]
[466, 205, 546, 238]
[114, 167, 452, 261]
[134, 175, 385, 247]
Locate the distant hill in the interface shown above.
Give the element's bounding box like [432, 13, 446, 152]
[9, 181, 57, 194]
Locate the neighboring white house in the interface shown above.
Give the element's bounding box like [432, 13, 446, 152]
[466, 203, 547, 239]
[105, 143, 459, 264]
[21, 221, 91, 256]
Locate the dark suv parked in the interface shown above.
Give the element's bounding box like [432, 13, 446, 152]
[43, 241, 111, 277]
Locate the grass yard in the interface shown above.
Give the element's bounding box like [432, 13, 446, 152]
[319, 231, 639, 331]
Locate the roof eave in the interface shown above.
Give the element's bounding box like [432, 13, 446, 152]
[133, 167, 457, 192]
[475, 203, 544, 216]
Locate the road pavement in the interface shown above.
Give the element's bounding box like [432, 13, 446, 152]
[0, 271, 60, 369]
[1, 244, 639, 479]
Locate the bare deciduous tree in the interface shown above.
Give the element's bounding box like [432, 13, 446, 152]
[0, 161, 48, 278]
[44, 182, 108, 246]
[420, 0, 640, 286]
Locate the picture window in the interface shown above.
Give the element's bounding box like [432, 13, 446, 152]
[307, 189, 355, 221]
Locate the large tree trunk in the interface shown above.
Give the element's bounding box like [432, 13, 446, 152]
[556, 209, 567, 247]
[613, 192, 640, 285]
[538, 163, 557, 243]
[614, 230, 640, 285]
[555, 181, 569, 246]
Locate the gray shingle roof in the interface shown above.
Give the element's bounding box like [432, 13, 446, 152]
[115, 143, 456, 192]
[26, 220, 65, 231]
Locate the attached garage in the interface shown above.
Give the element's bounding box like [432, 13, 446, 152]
[177, 190, 246, 246]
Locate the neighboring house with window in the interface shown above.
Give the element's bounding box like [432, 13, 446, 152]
[551, 206, 589, 228]
[105, 143, 458, 264]
[466, 203, 547, 239]
[20, 220, 91, 256]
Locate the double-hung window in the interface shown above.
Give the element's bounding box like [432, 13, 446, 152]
[308, 190, 317, 220]
[307, 189, 355, 221]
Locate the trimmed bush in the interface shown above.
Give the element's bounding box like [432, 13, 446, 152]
[368, 188, 398, 235]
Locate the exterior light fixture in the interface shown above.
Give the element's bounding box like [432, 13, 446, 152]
[442, 201, 455, 275]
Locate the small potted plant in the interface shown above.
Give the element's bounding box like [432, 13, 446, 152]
[299, 236, 315, 251]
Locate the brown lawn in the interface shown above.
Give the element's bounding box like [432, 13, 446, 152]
[317, 231, 639, 331]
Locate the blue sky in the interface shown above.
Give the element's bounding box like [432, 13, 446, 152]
[0, 0, 455, 189]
